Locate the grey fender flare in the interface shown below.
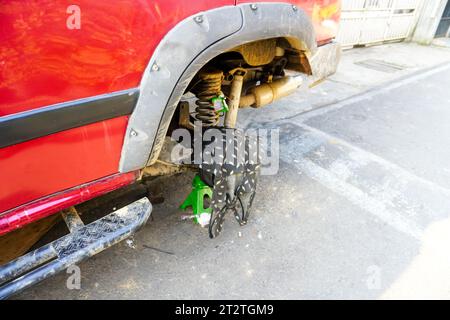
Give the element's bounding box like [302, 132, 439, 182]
[119, 2, 317, 172]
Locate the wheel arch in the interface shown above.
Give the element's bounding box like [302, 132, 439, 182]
[119, 2, 317, 172]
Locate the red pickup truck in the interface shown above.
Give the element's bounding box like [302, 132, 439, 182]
[0, 0, 340, 298]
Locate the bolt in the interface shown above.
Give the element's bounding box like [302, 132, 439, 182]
[250, 3, 257, 10]
[130, 129, 138, 137]
[194, 15, 203, 23]
[292, 5, 298, 12]
[151, 62, 159, 71]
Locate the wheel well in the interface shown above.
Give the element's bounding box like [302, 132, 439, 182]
[119, 3, 317, 172]
[225, 37, 312, 74]
[165, 36, 312, 139]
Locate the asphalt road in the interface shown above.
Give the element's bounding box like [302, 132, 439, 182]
[16, 58, 450, 299]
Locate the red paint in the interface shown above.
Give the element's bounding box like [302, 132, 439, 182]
[0, 0, 233, 231]
[0, 171, 138, 236]
[0, 0, 233, 116]
[0, 116, 129, 212]
[0, 0, 338, 117]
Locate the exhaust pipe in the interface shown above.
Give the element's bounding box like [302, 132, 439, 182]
[239, 75, 303, 108]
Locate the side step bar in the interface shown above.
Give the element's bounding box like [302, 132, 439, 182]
[0, 197, 152, 299]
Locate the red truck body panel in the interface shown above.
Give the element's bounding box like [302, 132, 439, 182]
[0, 0, 340, 235]
[0, 116, 129, 213]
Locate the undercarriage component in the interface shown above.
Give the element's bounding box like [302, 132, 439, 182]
[141, 136, 195, 177]
[232, 39, 278, 66]
[0, 214, 60, 265]
[239, 75, 303, 108]
[191, 68, 224, 127]
[61, 206, 84, 233]
[224, 68, 246, 128]
[141, 160, 193, 177]
[0, 198, 152, 300]
[178, 100, 193, 130]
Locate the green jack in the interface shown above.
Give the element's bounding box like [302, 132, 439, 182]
[180, 175, 212, 224]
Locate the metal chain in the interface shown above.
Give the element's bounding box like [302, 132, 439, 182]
[198, 128, 260, 238]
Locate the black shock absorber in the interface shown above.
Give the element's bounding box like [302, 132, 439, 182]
[191, 68, 223, 127]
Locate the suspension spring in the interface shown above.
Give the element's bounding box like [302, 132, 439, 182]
[192, 69, 223, 127]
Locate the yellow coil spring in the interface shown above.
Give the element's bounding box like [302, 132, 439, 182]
[193, 69, 223, 127]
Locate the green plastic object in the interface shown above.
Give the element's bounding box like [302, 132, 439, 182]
[180, 175, 212, 224]
[211, 94, 229, 114]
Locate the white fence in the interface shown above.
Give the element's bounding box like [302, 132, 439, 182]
[337, 0, 422, 47]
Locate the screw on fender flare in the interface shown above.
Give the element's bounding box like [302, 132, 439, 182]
[250, 4, 257, 10]
[292, 5, 298, 12]
[151, 62, 159, 71]
[130, 129, 138, 137]
[194, 15, 203, 23]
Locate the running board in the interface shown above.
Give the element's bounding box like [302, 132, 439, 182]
[0, 197, 152, 299]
